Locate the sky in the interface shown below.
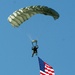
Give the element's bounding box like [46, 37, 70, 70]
[0, 0, 75, 75]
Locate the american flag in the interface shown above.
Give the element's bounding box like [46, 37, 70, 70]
[38, 57, 55, 75]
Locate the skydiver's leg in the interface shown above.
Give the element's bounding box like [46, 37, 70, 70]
[32, 54, 34, 57]
[32, 51, 35, 57]
[32, 53, 34, 57]
[35, 50, 37, 56]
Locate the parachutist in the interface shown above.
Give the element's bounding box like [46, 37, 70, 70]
[32, 45, 39, 57]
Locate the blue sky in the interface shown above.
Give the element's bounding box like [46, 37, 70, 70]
[0, 0, 75, 75]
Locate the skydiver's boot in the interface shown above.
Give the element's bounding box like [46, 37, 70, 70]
[32, 54, 33, 57]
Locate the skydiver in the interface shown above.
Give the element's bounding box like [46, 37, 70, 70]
[32, 45, 39, 57]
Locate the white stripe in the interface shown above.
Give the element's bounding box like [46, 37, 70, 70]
[40, 70, 49, 75]
[40, 70, 46, 74]
[45, 67, 54, 71]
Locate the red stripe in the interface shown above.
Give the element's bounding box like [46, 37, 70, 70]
[44, 62, 54, 75]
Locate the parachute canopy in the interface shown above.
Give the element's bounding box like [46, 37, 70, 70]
[8, 5, 59, 27]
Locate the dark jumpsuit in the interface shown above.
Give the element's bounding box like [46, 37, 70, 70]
[32, 45, 38, 57]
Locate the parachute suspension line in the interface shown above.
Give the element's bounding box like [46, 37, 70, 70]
[26, 33, 33, 41]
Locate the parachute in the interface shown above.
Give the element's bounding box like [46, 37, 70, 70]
[8, 5, 59, 27]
